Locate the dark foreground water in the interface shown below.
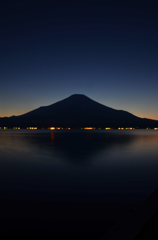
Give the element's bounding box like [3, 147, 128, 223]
[0, 129, 158, 239]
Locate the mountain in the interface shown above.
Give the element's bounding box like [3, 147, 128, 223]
[0, 94, 158, 128]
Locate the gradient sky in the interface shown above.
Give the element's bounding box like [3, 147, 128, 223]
[0, 1, 158, 119]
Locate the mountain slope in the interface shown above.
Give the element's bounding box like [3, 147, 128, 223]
[0, 94, 158, 128]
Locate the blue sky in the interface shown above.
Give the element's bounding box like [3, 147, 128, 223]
[0, 1, 158, 119]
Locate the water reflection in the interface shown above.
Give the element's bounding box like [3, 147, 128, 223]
[0, 130, 136, 164]
[1, 130, 158, 239]
[1, 130, 158, 204]
[48, 131, 136, 163]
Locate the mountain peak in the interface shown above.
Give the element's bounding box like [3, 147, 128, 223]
[66, 94, 94, 102]
[68, 94, 89, 99]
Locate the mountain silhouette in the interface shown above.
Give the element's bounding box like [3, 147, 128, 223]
[0, 94, 158, 128]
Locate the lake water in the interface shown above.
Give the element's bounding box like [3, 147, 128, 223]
[0, 129, 158, 239]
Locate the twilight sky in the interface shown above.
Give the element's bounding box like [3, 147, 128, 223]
[0, 1, 158, 119]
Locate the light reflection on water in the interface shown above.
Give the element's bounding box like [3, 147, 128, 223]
[1, 130, 158, 202]
[0, 129, 158, 238]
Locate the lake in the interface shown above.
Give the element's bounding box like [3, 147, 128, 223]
[0, 129, 158, 239]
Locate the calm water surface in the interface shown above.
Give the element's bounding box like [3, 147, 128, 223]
[0, 129, 158, 239]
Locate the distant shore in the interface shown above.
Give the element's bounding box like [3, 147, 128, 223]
[0, 127, 158, 130]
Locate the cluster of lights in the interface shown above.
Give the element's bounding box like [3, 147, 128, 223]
[50, 127, 71, 130]
[118, 127, 133, 130]
[0, 126, 158, 130]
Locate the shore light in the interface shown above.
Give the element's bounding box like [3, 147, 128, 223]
[50, 127, 55, 130]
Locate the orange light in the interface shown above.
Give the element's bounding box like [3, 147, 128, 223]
[50, 127, 55, 130]
[84, 127, 93, 130]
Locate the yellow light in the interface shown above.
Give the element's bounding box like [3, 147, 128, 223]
[84, 127, 93, 130]
[50, 127, 55, 130]
[105, 128, 111, 130]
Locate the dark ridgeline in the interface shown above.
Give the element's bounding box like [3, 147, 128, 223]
[0, 94, 158, 128]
